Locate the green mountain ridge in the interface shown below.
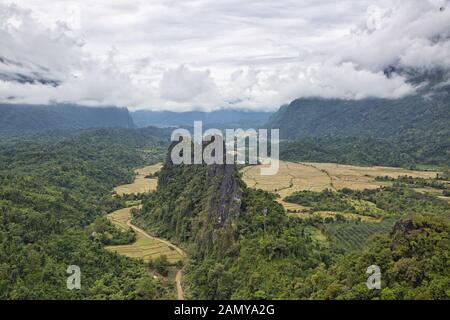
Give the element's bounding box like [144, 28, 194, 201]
[0, 104, 136, 136]
[269, 69, 450, 168]
[269, 93, 449, 140]
[268, 68, 450, 139]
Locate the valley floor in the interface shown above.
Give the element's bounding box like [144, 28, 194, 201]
[106, 164, 187, 300]
[241, 160, 445, 215]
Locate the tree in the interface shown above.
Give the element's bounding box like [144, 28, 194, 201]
[152, 255, 169, 276]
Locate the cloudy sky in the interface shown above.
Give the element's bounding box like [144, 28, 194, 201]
[1, 0, 449, 111]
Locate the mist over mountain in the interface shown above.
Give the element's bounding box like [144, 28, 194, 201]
[268, 68, 450, 140]
[0, 104, 135, 136]
[0, 55, 61, 87]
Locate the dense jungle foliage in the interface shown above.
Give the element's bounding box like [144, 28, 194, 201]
[297, 216, 450, 300]
[0, 128, 171, 299]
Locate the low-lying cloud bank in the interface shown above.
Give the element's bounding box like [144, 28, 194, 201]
[1, 0, 449, 111]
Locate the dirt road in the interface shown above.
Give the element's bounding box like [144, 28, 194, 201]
[109, 164, 187, 300]
[125, 218, 187, 300]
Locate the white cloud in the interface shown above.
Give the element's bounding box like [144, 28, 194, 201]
[159, 65, 220, 104]
[0, 0, 449, 111]
[221, 63, 414, 110]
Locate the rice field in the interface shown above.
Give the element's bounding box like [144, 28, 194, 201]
[108, 164, 184, 264]
[105, 206, 183, 263]
[114, 164, 162, 195]
[241, 160, 440, 213]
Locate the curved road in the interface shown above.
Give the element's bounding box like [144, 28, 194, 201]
[124, 218, 187, 300]
[109, 164, 187, 300]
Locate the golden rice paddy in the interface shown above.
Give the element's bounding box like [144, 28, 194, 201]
[107, 163, 184, 264]
[241, 160, 440, 215]
[105, 206, 183, 263]
[113, 164, 162, 195]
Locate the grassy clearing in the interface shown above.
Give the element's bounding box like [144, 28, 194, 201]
[304, 226, 327, 242]
[105, 206, 183, 264]
[413, 187, 445, 196]
[124, 200, 142, 207]
[114, 164, 162, 195]
[277, 199, 309, 212]
[289, 211, 380, 223]
[414, 186, 450, 205]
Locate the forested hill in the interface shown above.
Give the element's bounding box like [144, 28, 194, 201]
[268, 69, 450, 140]
[299, 216, 450, 300]
[269, 95, 449, 140]
[0, 104, 136, 136]
[269, 69, 450, 168]
[0, 127, 171, 299]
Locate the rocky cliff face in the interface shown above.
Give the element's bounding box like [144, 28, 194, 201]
[137, 141, 243, 257]
[205, 163, 242, 226]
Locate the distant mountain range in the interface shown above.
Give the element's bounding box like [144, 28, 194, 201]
[2, 68, 448, 144]
[268, 94, 449, 140]
[268, 68, 450, 167]
[268, 68, 450, 140]
[0, 104, 135, 136]
[0, 104, 273, 137]
[131, 109, 272, 129]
